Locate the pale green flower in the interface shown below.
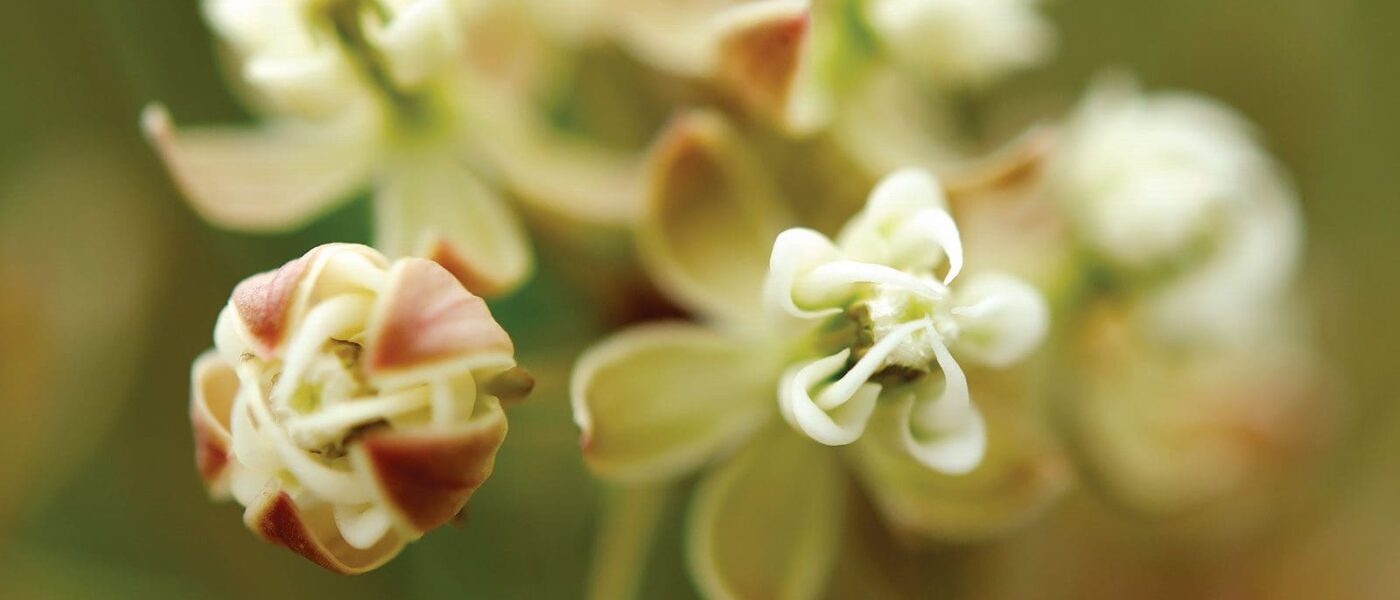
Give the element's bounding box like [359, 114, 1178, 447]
[572, 112, 1065, 598]
[144, 0, 640, 296]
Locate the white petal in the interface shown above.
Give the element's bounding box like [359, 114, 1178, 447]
[795, 260, 948, 309]
[890, 208, 964, 284]
[141, 104, 379, 232]
[901, 334, 986, 474]
[778, 350, 879, 446]
[334, 504, 395, 550]
[837, 169, 955, 271]
[950, 273, 1049, 367]
[814, 319, 926, 410]
[763, 228, 843, 320]
[365, 0, 460, 89]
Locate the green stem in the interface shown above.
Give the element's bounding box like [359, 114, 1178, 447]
[586, 481, 674, 600]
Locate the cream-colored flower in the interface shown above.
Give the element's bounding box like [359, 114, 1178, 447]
[191, 244, 531, 573]
[1065, 302, 1330, 523]
[589, 0, 1050, 136]
[145, 0, 639, 297]
[572, 113, 1064, 598]
[1047, 76, 1303, 345]
[863, 0, 1052, 88]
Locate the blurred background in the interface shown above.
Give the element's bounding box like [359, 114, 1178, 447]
[0, 0, 1395, 598]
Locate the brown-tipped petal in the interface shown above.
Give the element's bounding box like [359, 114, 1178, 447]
[375, 156, 532, 298]
[715, 2, 814, 130]
[243, 490, 406, 575]
[364, 258, 514, 380]
[944, 126, 1057, 204]
[190, 351, 238, 497]
[640, 111, 790, 324]
[231, 251, 315, 360]
[354, 400, 509, 533]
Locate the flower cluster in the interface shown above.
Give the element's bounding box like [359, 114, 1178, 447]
[152, 0, 1330, 590]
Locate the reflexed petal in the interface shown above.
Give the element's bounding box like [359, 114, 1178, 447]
[902, 335, 985, 474]
[837, 169, 957, 274]
[364, 257, 515, 388]
[375, 155, 532, 297]
[778, 350, 880, 446]
[242, 488, 407, 575]
[763, 228, 842, 319]
[141, 104, 379, 231]
[571, 323, 776, 482]
[889, 207, 963, 284]
[191, 351, 238, 497]
[689, 427, 845, 600]
[639, 111, 790, 323]
[951, 273, 1049, 367]
[353, 397, 509, 533]
[852, 389, 1069, 541]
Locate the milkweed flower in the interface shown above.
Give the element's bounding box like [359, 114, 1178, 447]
[191, 244, 531, 573]
[144, 0, 629, 296]
[1047, 76, 1303, 345]
[572, 113, 1062, 597]
[1066, 303, 1331, 521]
[593, 0, 1050, 133]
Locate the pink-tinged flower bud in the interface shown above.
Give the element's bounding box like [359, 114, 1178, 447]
[190, 243, 530, 573]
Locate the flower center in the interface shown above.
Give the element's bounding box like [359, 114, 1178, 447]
[847, 282, 955, 384]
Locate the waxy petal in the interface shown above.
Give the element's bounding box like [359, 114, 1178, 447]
[837, 169, 961, 278]
[354, 398, 508, 533]
[230, 249, 316, 359]
[778, 350, 880, 446]
[364, 257, 514, 387]
[191, 351, 238, 497]
[571, 323, 776, 482]
[243, 489, 407, 575]
[639, 111, 791, 325]
[141, 104, 378, 232]
[763, 228, 843, 320]
[901, 335, 985, 474]
[951, 273, 1049, 368]
[688, 427, 844, 600]
[376, 156, 533, 297]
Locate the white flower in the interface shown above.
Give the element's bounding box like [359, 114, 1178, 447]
[145, 0, 640, 297]
[191, 244, 531, 573]
[1049, 76, 1303, 345]
[766, 169, 1049, 471]
[571, 117, 1062, 596]
[864, 0, 1054, 88]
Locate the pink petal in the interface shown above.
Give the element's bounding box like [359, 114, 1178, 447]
[365, 258, 513, 376]
[354, 405, 509, 533]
